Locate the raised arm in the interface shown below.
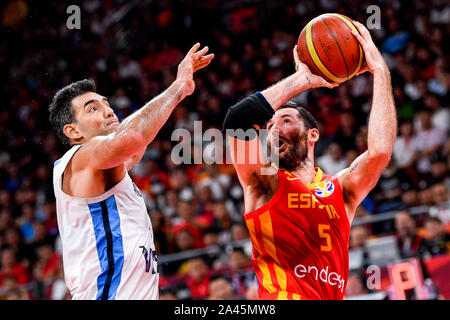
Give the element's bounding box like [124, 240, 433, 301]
[261, 45, 338, 110]
[78, 44, 214, 171]
[338, 21, 397, 222]
[224, 46, 337, 187]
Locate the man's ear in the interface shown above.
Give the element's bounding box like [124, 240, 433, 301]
[63, 123, 82, 142]
[308, 128, 320, 143]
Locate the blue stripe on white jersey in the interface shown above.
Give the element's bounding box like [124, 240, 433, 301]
[88, 195, 124, 300]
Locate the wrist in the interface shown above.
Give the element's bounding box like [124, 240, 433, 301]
[293, 71, 313, 91]
[172, 79, 194, 98]
[373, 66, 390, 77]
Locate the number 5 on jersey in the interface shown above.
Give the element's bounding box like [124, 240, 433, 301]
[318, 224, 332, 252]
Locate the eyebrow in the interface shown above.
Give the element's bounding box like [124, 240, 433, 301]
[267, 114, 293, 125]
[83, 96, 108, 109]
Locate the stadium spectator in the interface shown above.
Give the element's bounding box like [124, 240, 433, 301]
[208, 275, 235, 300]
[373, 159, 407, 213]
[231, 223, 249, 242]
[400, 187, 421, 208]
[332, 111, 358, 153]
[423, 93, 449, 132]
[34, 243, 60, 282]
[427, 154, 448, 186]
[393, 118, 416, 169]
[172, 200, 208, 248]
[419, 216, 450, 257]
[431, 183, 449, 206]
[345, 272, 369, 298]
[196, 164, 231, 202]
[411, 108, 447, 175]
[48, 259, 68, 300]
[150, 210, 169, 255]
[227, 248, 253, 297]
[317, 143, 347, 175]
[159, 287, 178, 300]
[185, 257, 210, 299]
[211, 202, 233, 245]
[0, 275, 28, 300]
[350, 226, 370, 249]
[0, 248, 28, 287]
[2, 227, 33, 265]
[173, 228, 196, 253]
[394, 211, 423, 258]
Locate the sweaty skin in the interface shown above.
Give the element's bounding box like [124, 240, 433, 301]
[229, 21, 396, 225]
[61, 44, 214, 198]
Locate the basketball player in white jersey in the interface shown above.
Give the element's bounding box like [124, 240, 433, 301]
[48, 44, 214, 300]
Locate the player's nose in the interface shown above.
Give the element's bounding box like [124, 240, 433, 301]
[104, 105, 115, 118]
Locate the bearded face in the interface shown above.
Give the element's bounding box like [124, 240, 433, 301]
[266, 108, 312, 171]
[278, 131, 308, 170]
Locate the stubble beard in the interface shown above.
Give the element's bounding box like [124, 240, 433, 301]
[278, 131, 309, 171]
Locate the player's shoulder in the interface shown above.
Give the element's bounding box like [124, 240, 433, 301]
[69, 136, 109, 170]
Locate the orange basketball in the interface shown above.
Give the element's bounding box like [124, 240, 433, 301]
[297, 13, 364, 83]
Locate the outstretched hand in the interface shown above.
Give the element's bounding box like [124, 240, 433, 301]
[176, 43, 215, 95]
[293, 45, 339, 89]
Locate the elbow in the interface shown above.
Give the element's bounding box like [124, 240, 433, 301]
[111, 130, 146, 158]
[368, 149, 392, 166]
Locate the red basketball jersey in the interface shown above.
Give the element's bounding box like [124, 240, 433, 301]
[244, 166, 350, 300]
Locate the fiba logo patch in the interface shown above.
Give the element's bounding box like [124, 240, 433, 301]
[314, 181, 334, 197]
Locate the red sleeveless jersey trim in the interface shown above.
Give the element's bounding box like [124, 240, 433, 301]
[244, 166, 350, 300]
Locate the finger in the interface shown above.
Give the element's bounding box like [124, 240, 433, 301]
[351, 30, 366, 46]
[193, 46, 209, 60]
[194, 54, 215, 70]
[186, 42, 201, 57]
[352, 20, 371, 41]
[197, 53, 215, 64]
[317, 76, 339, 89]
[324, 80, 339, 89]
[194, 59, 213, 72]
[356, 65, 369, 75]
[293, 45, 300, 65]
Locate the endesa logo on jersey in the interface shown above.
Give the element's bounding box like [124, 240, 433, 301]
[294, 264, 345, 293]
[314, 181, 334, 198]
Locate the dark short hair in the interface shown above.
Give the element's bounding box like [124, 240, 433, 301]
[278, 101, 318, 130]
[48, 79, 96, 148]
[425, 216, 442, 224]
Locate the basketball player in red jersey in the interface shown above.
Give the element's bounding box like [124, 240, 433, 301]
[223, 22, 396, 300]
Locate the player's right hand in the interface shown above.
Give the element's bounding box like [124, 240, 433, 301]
[293, 45, 339, 89]
[176, 43, 215, 96]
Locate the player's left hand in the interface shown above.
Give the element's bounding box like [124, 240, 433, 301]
[176, 43, 215, 96]
[293, 45, 339, 89]
[351, 21, 388, 74]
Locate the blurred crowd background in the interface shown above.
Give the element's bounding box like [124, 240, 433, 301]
[0, 0, 449, 300]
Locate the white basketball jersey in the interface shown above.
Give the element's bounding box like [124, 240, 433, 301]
[53, 145, 159, 300]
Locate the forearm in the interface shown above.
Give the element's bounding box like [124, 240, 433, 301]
[260, 73, 310, 110]
[367, 69, 397, 159]
[114, 80, 189, 149]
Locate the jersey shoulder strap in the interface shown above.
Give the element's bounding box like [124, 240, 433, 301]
[53, 144, 83, 191]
